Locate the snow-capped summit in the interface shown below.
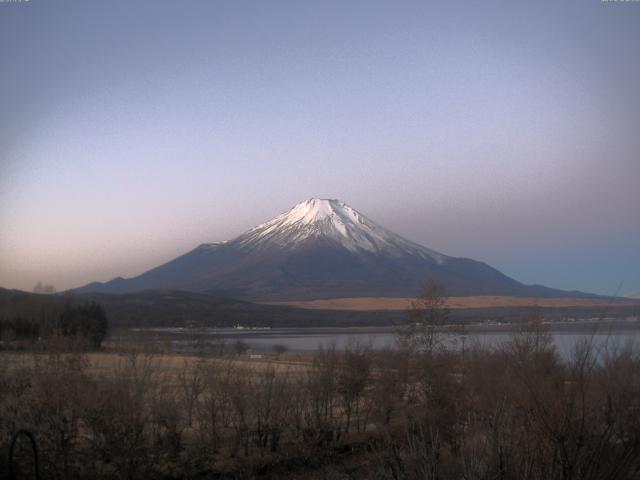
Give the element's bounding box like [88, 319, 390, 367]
[75, 198, 570, 300]
[237, 198, 445, 261]
[273, 198, 349, 225]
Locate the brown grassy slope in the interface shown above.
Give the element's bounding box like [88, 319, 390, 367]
[266, 295, 640, 311]
[1, 351, 310, 378]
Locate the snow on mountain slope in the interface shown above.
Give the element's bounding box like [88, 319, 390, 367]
[232, 198, 445, 262]
[74, 198, 579, 300]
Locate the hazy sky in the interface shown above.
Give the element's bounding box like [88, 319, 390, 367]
[1, 0, 639, 296]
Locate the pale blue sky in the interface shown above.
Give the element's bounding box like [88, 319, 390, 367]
[1, 0, 638, 295]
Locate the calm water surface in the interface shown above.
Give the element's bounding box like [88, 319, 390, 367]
[130, 321, 640, 359]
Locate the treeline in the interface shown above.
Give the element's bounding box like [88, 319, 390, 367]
[0, 318, 40, 342]
[3, 287, 637, 331]
[0, 302, 108, 349]
[1, 325, 639, 479]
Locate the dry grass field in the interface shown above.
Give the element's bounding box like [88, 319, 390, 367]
[1, 350, 310, 380]
[267, 295, 640, 311]
[2, 325, 640, 479]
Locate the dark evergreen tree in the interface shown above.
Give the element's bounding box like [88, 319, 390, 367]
[58, 302, 109, 348]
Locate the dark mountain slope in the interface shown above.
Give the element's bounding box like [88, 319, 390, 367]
[74, 199, 592, 300]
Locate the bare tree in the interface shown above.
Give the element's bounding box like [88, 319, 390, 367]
[273, 343, 288, 359]
[398, 282, 450, 354]
[337, 341, 371, 433]
[234, 339, 249, 356]
[305, 345, 341, 446]
[196, 359, 236, 453]
[370, 348, 410, 427]
[178, 358, 205, 427]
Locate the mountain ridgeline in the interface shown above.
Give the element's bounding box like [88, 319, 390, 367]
[76, 199, 584, 300]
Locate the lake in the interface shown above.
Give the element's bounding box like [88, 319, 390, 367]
[120, 319, 640, 360]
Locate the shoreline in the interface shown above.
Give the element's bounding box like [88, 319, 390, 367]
[123, 317, 640, 338]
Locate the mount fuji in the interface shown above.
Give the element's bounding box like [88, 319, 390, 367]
[76, 198, 575, 300]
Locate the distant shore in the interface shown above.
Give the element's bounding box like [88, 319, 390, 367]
[124, 317, 640, 338]
[266, 295, 640, 311]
